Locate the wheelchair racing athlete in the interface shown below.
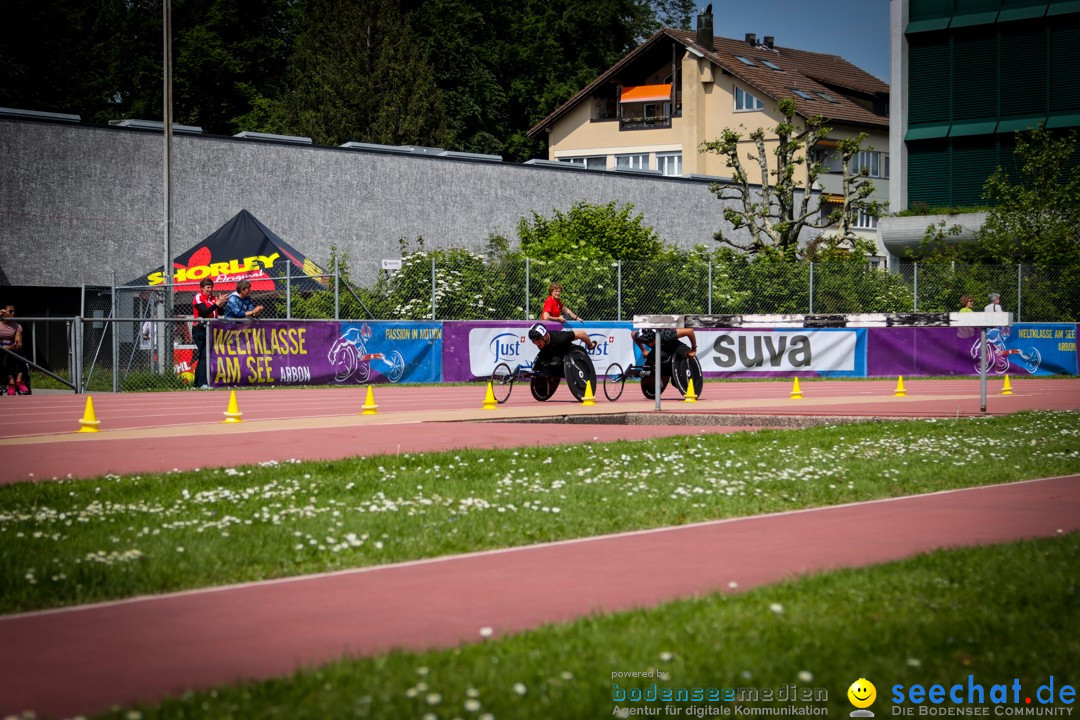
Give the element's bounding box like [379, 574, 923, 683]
[528, 323, 598, 370]
[631, 327, 698, 365]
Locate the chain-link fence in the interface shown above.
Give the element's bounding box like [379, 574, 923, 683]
[347, 257, 1077, 322]
[64, 258, 1077, 392]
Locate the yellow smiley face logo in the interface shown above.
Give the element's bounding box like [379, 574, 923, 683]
[848, 678, 877, 708]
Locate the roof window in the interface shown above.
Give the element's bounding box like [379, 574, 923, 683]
[734, 56, 757, 66]
[758, 59, 782, 70]
[791, 89, 815, 100]
[815, 91, 840, 103]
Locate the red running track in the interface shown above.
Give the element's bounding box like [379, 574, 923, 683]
[0, 476, 1077, 719]
[1, 379, 1078, 484]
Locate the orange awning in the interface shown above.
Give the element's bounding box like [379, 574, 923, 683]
[620, 84, 672, 103]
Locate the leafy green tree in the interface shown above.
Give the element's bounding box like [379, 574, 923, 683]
[977, 124, 1080, 269]
[517, 200, 664, 261]
[701, 98, 881, 259]
[0, 0, 301, 132]
[172, 0, 301, 132]
[270, 0, 451, 147]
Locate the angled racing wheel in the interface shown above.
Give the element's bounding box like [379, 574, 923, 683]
[563, 346, 597, 402]
[671, 353, 703, 398]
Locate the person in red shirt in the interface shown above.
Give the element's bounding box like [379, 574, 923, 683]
[541, 282, 582, 323]
[192, 278, 227, 388]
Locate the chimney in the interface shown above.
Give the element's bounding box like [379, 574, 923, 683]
[745, 33, 757, 46]
[764, 36, 774, 49]
[696, 5, 713, 48]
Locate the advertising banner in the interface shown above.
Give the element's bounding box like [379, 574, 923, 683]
[207, 320, 442, 387]
[441, 321, 635, 381]
[695, 328, 864, 377]
[867, 324, 1077, 377]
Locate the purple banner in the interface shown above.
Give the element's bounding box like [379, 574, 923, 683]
[866, 324, 1078, 377]
[208, 320, 442, 387]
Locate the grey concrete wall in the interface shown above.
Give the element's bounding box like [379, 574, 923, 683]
[0, 118, 791, 288]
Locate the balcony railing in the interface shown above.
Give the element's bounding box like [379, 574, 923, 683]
[619, 114, 673, 130]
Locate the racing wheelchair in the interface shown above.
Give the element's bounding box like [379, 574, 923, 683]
[489, 344, 597, 403]
[602, 347, 703, 401]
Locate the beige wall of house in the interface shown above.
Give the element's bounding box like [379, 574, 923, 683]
[541, 48, 890, 258]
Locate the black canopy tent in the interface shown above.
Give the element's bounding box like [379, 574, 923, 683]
[128, 209, 329, 293]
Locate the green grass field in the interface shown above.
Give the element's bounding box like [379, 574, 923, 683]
[87, 533, 1079, 720]
[1, 411, 1078, 614]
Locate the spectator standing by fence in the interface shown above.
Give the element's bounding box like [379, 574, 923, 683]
[192, 279, 227, 389]
[0, 304, 30, 395]
[541, 283, 582, 323]
[224, 280, 264, 320]
[985, 292, 1003, 313]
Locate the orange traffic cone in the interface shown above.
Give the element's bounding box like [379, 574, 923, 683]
[222, 390, 244, 423]
[361, 385, 378, 415]
[482, 381, 498, 410]
[77, 396, 101, 433]
[582, 380, 596, 406]
[683, 378, 698, 403]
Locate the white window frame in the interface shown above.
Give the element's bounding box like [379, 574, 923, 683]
[735, 86, 764, 112]
[811, 146, 843, 173]
[561, 156, 607, 170]
[656, 152, 682, 177]
[853, 209, 878, 229]
[851, 150, 889, 179]
[616, 153, 649, 170]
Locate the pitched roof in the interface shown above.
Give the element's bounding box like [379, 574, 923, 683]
[528, 28, 889, 139]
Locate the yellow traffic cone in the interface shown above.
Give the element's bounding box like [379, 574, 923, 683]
[77, 396, 101, 433]
[582, 380, 596, 406]
[894, 375, 907, 397]
[222, 390, 244, 423]
[361, 385, 378, 415]
[790, 377, 803, 400]
[1002, 374, 1013, 395]
[482, 381, 499, 410]
[682, 377, 698, 403]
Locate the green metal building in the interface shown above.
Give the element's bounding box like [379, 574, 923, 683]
[891, 0, 1080, 212]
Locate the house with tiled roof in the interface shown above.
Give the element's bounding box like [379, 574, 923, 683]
[527, 9, 891, 258]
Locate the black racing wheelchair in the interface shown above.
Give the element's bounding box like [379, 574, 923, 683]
[602, 347, 703, 401]
[490, 344, 598, 403]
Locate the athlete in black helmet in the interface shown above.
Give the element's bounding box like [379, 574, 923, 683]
[528, 323, 597, 370]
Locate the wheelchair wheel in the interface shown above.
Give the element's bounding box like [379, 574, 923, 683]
[603, 362, 626, 402]
[491, 363, 514, 404]
[563, 346, 597, 402]
[386, 351, 406, 383]
[640, 369, 670, 399]
[671, 354, 703, 398]
[530, 376, 560, 401]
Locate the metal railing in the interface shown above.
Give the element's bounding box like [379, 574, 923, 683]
[44, 257, 1077, 393]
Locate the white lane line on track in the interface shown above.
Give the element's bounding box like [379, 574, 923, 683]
[2, 473, 1073, 621]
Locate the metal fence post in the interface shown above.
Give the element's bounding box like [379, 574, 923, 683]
[431, 255, 437, 320]
[617, 260, 623, 321]
[75, 319, 84, 394]
[286, 260, 291, 320]
[913, 263, 919, 313]
[707, 260, 713, 315]
[333, 256, 340, 320]
[809, 262, 814, 314]
[525, 257, 530, 320]
[1017, 263, 1022, 323]
[111, 272, 118, 393]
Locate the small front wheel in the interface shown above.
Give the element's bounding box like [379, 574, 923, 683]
[603, 362, 626, 402]
[491, 363, 514, 404]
